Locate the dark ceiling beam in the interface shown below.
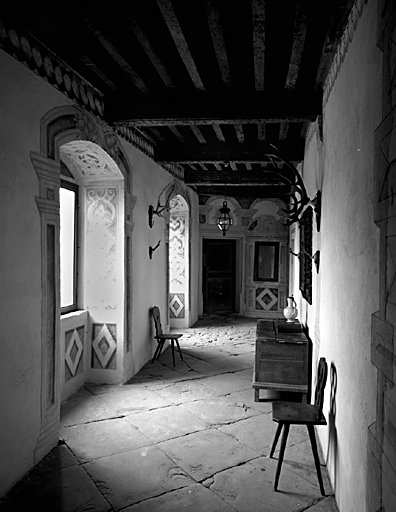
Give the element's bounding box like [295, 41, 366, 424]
[204, 0, 231, 86]
[148, 127, 166, 142]
[130, 13, 175, 88]
[81, 55, 117, 90]
[258, 123, 266, 140]
[234, 124, 245, 143]
[156, 0, 205, 90]
[213, 124, 226, 142]
[279, 121, 289, 140]
[191, 185, 291, 199]
[187, 182, 287, 187]
[155, 140, 304, 162]
[190, 125, 207, 143]
[285, 2, 307, 89]
[115, 116, 314, 126]
[252, 0, 266, 91]
[85, 20, 149, 92]
[168, 125, 184, 141]
[107, 89, 322, 124]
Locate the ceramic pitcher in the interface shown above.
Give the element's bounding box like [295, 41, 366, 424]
[283, 296, 298, 322]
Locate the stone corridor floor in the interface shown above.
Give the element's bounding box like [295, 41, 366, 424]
[1, 315, 338, 512]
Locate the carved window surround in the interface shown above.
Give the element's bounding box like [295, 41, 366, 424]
[31, 151, 61, 463]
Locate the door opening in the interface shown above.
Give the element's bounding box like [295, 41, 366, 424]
[203, 239, 236, 313]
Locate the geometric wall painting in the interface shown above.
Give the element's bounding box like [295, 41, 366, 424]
[65, 326, 84, 380]
[255, 288, 279, 311]
[169, 293, 185, 318]
[92, 323, 117, 370]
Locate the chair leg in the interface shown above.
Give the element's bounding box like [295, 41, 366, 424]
[270, 423, 283, 458]
[307, 424, 326, 496]
[171, 339, 176, 366]
[274, 423, 290, 491]
[175, 339, 183, 361]
[151, 341, 163, 363]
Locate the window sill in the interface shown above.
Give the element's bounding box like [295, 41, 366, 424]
[61, 309, 87, 320]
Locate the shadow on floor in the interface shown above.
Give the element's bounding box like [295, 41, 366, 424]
[0, 317, 338, 512]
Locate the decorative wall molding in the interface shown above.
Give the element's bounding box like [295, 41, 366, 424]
[114, 124, 155, 159]
[0, 20, 104, 118]
[323, 0, 369, 106]
[160, 162, 185, 181]
[30, 151, 61, 464]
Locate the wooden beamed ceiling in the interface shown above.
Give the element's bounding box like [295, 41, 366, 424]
[4, 0, 355, 199]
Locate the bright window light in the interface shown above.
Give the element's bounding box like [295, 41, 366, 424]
[60, 187, 76, 309]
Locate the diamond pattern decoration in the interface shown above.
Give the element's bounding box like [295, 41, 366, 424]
[92, 324, 116, 369]
[256, 288, 278, 311]
[65, 329, 83, 377]
[169, 293, 185, 318]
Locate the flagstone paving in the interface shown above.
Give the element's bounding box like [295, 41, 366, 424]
[0, 315, 338, 512]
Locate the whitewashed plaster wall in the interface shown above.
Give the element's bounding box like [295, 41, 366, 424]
[302, 1, 381, 510]
[296, 126, 322, 358]
[0, 49, 76, 496]
[118, 138, 199, 375]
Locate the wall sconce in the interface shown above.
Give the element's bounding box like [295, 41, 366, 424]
[217, 200, 233, 236]
[148, 204, 167, 228]
[148, 182, 177, 228]
[289, 247, 320, 273]
[149, 240, 161, 260]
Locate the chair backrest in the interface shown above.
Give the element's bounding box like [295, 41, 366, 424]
[151, 306, 163, 336]
[313, 357, 328, 416]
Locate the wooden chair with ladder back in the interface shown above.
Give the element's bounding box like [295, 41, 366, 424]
[269, 357, 328, 495]
[151, 306, 183, 367]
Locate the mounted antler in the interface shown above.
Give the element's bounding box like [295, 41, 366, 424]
[148, 182, 178, 228]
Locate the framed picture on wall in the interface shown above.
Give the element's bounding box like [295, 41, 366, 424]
[299, 208, 313, 304]
[253, 242, 280, 282]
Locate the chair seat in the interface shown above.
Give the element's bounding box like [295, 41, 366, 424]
[272, 401, 327, 425]
[155, 333, 183, 340]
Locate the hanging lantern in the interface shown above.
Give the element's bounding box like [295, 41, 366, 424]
[217, 200, 233, 236]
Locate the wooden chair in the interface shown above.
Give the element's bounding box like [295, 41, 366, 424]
[151, 306, 183, 367]
[269, 357, 328, 496]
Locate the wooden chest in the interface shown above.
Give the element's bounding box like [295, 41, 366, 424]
[253, 319, 311, 402]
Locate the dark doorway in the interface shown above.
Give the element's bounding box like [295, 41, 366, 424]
[203, 239, 236, 313]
